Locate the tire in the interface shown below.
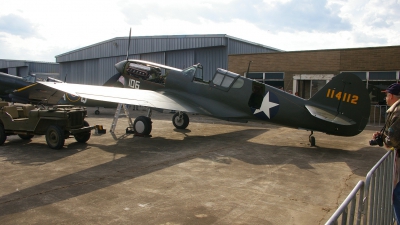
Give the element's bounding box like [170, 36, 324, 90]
[95, 110, 100, 115]
[46, 125, 65, 150]
[133, 116, 152, 135]
[18, 134, 34, 140]
[172, 112, 189, 129]
[310, 136, 316, 146]
[74, 121, 91, 143]
[0, 123, 6, 145]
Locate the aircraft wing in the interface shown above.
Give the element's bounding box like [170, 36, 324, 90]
[37, 82, 201, 113]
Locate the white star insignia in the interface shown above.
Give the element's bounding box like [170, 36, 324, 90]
[254, 92, 279, 118]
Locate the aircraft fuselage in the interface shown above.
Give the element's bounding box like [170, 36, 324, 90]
[120, 60, 370, 137]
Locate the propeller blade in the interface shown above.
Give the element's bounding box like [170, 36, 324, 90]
[103, 73, 122, 87]
[126, 28, 132, 61]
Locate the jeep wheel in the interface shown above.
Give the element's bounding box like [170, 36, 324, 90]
[0, 124, 6, 145]
[46, 125, 65, 149]
[18, 134, 34, 140]
[74, 121, 91, 143]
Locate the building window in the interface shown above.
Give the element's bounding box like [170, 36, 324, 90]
[292, 74, 334, 99]
[245, 72, 284, 88]
[345, 71, 398, 104]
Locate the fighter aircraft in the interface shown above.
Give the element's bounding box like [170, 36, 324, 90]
[0, 71, 121, 114]
[38, 58, 370, 146]
[0, 72, 34, 102]
[33, 28, 370, 145]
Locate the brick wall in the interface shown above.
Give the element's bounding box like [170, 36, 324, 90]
[340, 46, 400, 71]
[228, 45, 400, 84]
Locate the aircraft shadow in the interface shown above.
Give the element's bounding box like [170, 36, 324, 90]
[0, 128, 386, 217]
[0, 136, 89, 165]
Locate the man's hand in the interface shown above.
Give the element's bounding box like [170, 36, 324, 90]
[373, 131, 381, 139]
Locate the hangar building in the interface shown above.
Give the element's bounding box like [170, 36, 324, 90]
[55, 34, 281, 85]
[0, 59, 59, 79]
[228, 45, 400, 104]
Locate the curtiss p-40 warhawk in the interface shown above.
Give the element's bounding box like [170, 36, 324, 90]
[38, 57, 370, 146]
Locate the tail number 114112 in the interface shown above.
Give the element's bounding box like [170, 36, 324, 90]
[326, 89, 359, 105]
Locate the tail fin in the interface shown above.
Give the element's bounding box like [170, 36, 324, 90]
[308, 72, 370, 136]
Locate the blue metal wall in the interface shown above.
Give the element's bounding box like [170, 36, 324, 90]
[56, 34, 281, 85]
[166, 50, 195, 69]
[0, 59, 59, 77]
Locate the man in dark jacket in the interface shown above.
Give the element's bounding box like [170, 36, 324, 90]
[373, 83, 400, 223]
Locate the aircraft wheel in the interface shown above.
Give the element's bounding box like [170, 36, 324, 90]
[0, 123, 6, 145]
[172, 112, 189, 129]
[18, 134, 34, 140]
[133, 116, 152, 135]
[74, 121, 91, 143]
[309, 136, 316, 146]
[46, 125, 65, 150]
[95, 110, 100, 115]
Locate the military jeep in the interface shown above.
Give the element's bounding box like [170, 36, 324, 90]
[0, 102, 94, 149]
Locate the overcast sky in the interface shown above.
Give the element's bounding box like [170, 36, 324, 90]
[0, 0, 399, 62]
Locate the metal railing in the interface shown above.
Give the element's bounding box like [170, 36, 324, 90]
[325, 151, 395, 225]
[369, 105, 388, 127]
[363, 150, 394, 225]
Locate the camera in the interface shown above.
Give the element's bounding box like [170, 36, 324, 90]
[369, 134, 384, 146]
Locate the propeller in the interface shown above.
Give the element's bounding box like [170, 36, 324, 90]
[103, 73, 124, 87]
[126, 28, 131, 61]
[109, 28, 133, 87]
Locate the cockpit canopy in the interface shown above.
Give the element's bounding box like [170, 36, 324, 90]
[182, 63, 206, 83]
[22, 74, 36, 83]
[211, 68, 244, 91]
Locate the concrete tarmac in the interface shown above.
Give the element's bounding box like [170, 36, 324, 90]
[0, 107, 387, 225]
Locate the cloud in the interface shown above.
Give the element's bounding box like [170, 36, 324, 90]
[0, 32, 69, 62]
[0, 14, 37, 37]
[121, 0, 351, 33]
[0, 0, 398, 62]
[353, 31, 388, 46]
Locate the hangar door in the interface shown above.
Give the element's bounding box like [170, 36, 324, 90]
[293, 74, 334, 99]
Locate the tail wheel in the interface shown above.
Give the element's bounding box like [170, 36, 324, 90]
[18, 134, 34, 140]
[309, 136, 316, 146]
[133, 116, 152, 135]
[74, 120, 91, 143]
[0, 124, 6, 145]
[46, 125, 65, 150]
[172, 112, 189, 129]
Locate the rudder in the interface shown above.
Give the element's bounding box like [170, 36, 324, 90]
[308, 72, 370, 135]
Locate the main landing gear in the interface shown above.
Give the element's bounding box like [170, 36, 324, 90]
[131, 110, 190, 136]
[132, 108, 153, 136]
[114, 105, 190, 136]
[309, 131, 316, 146]
[172, 112, 189, 129]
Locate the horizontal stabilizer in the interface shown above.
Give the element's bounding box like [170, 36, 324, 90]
[305, 105, 356, 126]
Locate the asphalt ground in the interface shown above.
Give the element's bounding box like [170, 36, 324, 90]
[0, 107, 387, 225]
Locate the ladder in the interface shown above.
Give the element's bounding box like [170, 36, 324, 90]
[110, 103, 133, 133]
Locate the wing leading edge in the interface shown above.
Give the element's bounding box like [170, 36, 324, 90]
[38, 82, 202, 113]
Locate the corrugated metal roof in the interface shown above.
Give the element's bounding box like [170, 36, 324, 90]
[0, 59, 58, 67]
[55, 34, 282, 63]
[0, 59, 59, 77]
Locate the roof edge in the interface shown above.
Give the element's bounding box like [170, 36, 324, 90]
[0, 59, 58, 64]
[229, 45, 400, 56]
[55, 34, 282, 58]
